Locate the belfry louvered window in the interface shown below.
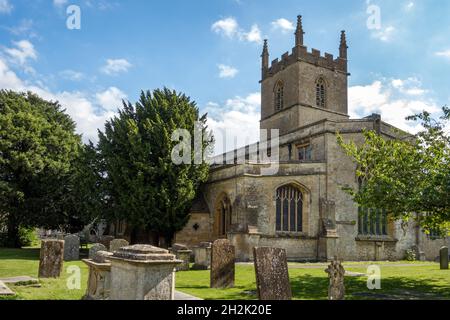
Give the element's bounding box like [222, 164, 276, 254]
[276, 185, 303, 232]
[316, 78, 326, 108]
[275, 82, 284, 111]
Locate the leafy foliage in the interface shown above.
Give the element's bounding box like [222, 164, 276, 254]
[97, 88, 212, 242]
[0, 90, 82, 247]
[338, 107, 450, 235]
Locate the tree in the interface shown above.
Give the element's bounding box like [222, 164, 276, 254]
[98, 88, 212, 245]
[0, 90, 82, 247]
[338, 107, 450, 235]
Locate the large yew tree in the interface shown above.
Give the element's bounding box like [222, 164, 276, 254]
[0, 91, 82, 247]
[98, 88, 212, 244]
[338, 107, 450, 235]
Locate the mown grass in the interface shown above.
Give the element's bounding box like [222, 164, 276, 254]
[0, 247, 448, 300]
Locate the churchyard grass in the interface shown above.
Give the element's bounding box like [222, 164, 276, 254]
[0, 247, 448, 300]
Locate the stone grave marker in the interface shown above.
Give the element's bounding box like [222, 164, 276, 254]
[172, 243, 192, 272]
[109, 245, 182, 300]
[325, 259, 346, 300]
[89, 243, 107, 259]
[109, 239, 129, 253]
[192, 242, 212, 270]
[38, 239, 64, 278]
[440, 246, 449, 270]
[253, 247, 292, 300]
[64, 234, 80, 261]
[210, 239, 235, 289]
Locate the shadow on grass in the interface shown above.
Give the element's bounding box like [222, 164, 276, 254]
[290, 273, 450, 300]
[0, 248, 40, 261]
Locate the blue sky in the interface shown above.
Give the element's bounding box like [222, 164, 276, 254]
[0, 0, 449, 151]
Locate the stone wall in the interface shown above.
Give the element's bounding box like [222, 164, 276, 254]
[175, 213, 212, 248]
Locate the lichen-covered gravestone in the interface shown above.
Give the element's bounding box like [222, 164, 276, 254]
[89, 243, 107, 259]
[109, 239, 129, 253]
[109, 245, 182, 300]
[64, 234, 80, 261]
[83, 251, 114, 300]
[325, 259, 346, 300]
[38, 239, 64, 278]
[440, 247, 449, 270]
[210, 239, 235, 289]
[253, 247, 292, 300]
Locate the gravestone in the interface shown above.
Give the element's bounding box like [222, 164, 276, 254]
[89, 243, 107, 259]
[172, 243, 192, 272]
[109, 245, 182, 300]
[210, 239, 235, 289]
[192, 242, 211, 270]
[440, 247, 449, 270]
[109, 239, 129, 253]
[0, 280, 15, 297]
[99, 235, 115, 250]
[64, 234, 80, 261]
[38, 239, 64, 278]
[253, 247, 292, 300]
[83, 251, 114, 300]
[325, 259, 346, 300]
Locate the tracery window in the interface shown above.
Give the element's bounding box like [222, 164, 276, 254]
[274, 81, 284, 111]
[316, 78, 326, 108]
[276, 185, 303, 232]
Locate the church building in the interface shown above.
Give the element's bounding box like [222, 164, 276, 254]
[174, 15, 449, 262]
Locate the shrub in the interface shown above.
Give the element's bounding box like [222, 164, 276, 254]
[405, 249, 417, 261]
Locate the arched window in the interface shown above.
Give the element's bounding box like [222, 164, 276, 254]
[357, 178, 388, 236]
[276, 185, 303, 232]
[214, 194, 232, 237]
[316, 78, 326, 108]
[274, 81, 284, 111]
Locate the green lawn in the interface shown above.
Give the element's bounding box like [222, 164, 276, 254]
[1, 247, 449, 300]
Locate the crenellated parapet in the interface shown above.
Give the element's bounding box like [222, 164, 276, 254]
[261, 15, 348, 81]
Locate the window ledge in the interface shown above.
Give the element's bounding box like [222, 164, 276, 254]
[355, 235, 397, 243]
[266, 232, 315, 240]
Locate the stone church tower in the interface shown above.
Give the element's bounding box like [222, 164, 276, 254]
[260, 16, 349, 136]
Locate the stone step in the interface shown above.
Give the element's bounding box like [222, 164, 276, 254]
[0, 281, 15, 296]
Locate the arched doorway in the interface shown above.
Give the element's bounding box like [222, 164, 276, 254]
[214, 194, 232, 238]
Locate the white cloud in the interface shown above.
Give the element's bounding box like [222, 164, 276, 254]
[4, 40, 37, 67]
[218, 64, 238, 79]
[60, 69, 85, 81]
[206, 93, 260, 155]
[405, 2, 414, 11]
[241, 24, 262, 43]
[95, 87, 127, 111]
[0, 56, 121, 143]
[371, 26, 396, 42]
[0, 0, 12, 13]
[211, 18, 262, 43]
[101, 58, 132, 75]
[211, 17, 239, 38]
[271, 18, 295, 33]
[349, 78, 439, 133]
[435, 50, 450, 59]
[53, 0, 68, 7]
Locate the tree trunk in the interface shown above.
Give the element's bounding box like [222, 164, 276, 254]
[6, 215, 21, 248]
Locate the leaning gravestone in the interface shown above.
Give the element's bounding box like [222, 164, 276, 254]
[325, 259, 346, 300]
[440, 246, 449, 270]
[109, 245, 182, 300]
[210, 239, 235, 289]
[253, 247, 292, 300]
[64, 234, 80, 261]
[109, 239, 129, 253]
[38, 239, 64, 278]
[89, 243, 107, 259]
